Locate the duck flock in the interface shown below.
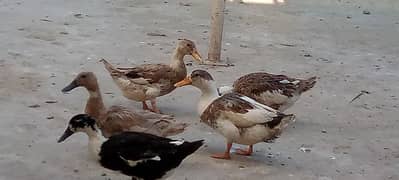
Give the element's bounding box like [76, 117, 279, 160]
[58, 39, 317, 180]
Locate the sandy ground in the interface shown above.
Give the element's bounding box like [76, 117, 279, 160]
[1, 0, 399, 179]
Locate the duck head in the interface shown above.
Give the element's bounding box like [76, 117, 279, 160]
[174, 70, 217, 92]
[176, 39, 202, 63]
[62, 72, 98, 93]
[57, 114, 97, 143]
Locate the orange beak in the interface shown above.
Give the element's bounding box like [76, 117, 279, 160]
[191, 48, 202, 62]
[174, 76, 192, 87]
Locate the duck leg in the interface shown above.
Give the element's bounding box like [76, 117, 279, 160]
[235, 145, 253, 156]
[211, 142, 232, 159]
[150, 98, 161, 114]
[142, 101, 150, 111]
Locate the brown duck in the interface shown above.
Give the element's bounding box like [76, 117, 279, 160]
[62, 72, 188, 138]
[218, 72, 317, 111]
[100, 39, 202, 113]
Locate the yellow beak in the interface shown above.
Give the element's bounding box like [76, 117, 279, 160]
[174, 76, 192, 87]
[191, 49, 203, 62]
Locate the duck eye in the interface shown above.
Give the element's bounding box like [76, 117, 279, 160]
[81, 75, 87, 78]
[186, 43, 191, 47]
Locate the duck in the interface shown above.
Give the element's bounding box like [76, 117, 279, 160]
[58, 114, 204, 180]
[99, 39, 202, 113]
[217, 72, 317, 111]
[62, 72, 188, 138]
[174, 70, 295, 159]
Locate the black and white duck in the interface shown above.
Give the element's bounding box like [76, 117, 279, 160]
[58, 114, 204, 180]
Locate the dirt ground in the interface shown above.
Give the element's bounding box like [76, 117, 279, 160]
[1, 0, 398, 179]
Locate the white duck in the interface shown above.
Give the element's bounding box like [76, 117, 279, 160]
[175, 70, 295, 159]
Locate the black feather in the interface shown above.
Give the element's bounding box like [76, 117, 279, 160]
[99, 132, 203, 180]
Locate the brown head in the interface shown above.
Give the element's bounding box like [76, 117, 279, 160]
[62, 72, 99, 93]
[174, 69, 215, 90]
[176, 39, 202, 63]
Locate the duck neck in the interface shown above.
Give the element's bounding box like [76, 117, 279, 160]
[85, 126, 106, 160]
[197, 81, 220, 115]
[85, 85, 106, 122]
[170, 48, 187, 74]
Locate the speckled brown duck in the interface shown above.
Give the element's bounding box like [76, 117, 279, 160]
[62, 72, 188, 138]
[175, 70, 295, 160]
[100, 39, 202, 113]
[218, 72, 317, 111]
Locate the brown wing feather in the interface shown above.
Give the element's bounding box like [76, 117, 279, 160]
[200, 93, 257, 128]
[233, 72, 299, 97]
[99, 106, 146, 137]
[120, 64, 173, 84]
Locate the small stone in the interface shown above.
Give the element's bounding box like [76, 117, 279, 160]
[45, 100, 58, 104]
[46, 116, 54, 120]
[101, 173, 107, 176]
[179, 2, 192, 6]
[303, 54, 312, 57]
[346, 16, 352, 19]
[73, 169, 79, 173]
[59, 31, 69, 35]
[28, 104, 40, 108]
[74, 13, 83, 18]
[42, 160, 47, 164]
[299, 147, 312, 153]
[362, 10, 371, 15]
[238, 165, 245, 169]
[321, 129, 327, 133]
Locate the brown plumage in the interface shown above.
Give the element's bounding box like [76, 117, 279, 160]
[100, 39, 202, 113]
[219, 72, 317, 111]
[62, 72, 188, 138]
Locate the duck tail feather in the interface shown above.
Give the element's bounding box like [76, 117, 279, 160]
[299, 76, 317, 92]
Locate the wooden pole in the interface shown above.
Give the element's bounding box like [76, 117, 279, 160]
[208, 0, 225, 62]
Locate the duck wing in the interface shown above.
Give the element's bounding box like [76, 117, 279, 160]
[201, 93, 288, 129]
[119, 64, 175, 84]
[233, 72, 300, 98]
[101, 106, 186, 137]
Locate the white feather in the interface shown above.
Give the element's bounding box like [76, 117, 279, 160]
[170, 140, 184, 145]
[279, 79, 291, 84]
[239, 95, 278, 113]
[217, 86, 234, 95]
[150, 156, 161, 161]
